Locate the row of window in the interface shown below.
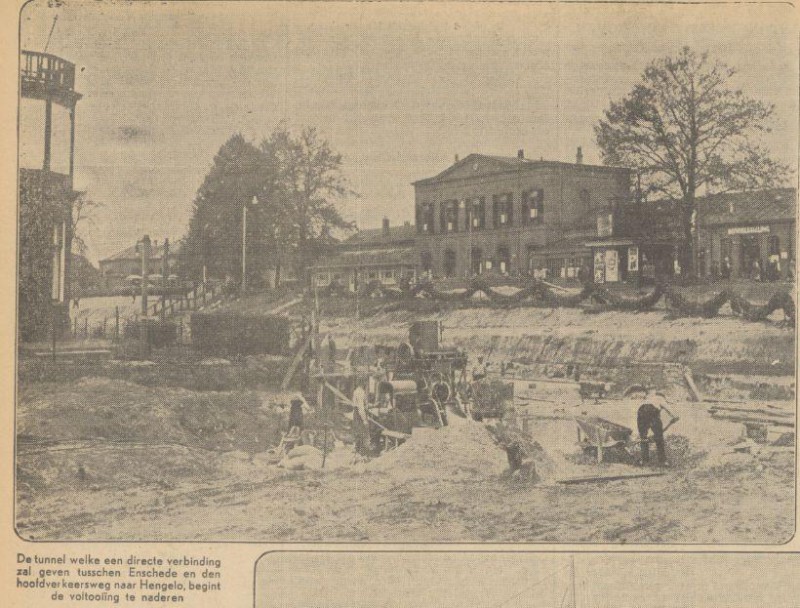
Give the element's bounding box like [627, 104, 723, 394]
[314, 268, 407, 286]
[417, 189, 548, 234]
[419, 248, 589, 279]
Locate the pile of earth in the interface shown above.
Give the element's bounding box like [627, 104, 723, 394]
[365, 414, 531, 481]
[16, 377, 296, 498]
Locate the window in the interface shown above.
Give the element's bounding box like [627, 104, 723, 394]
[523, 190, 544, 225]
[770, 235, 781, 256]
[443, 249, 457, 278]
[497, 245, 510, 274]
[471, 247, 483, 276]
[440, 200, 459, 233]
[546, 258, 562, 278]
[493, 193, 513, 227]
[417, 203, 435, 234]
[367, 271, 378, 281]
[464, 197, 486, 230]
[381, 269, 395, 280]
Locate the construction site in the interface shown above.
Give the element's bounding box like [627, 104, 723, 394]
[16, 284, 796, 543]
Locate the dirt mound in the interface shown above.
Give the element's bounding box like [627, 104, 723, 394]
[365, 415, 508, 480]
[18, 377, 285, 454]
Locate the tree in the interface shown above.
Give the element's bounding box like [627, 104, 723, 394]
[178, 133, 274, 283]
[595, 47, 789, 274]
[70, 191, 103, 256]
[178, 127, 355, 287]
[259, 125, 355, 283]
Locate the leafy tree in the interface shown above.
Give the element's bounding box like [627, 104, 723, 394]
[179, 127, 354, 287]
[595, 47, 789, 273]
[258, 125, 355, 283]
[178, 133, 278, 283]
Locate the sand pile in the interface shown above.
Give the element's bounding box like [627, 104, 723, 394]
[365, 415, 508, 480]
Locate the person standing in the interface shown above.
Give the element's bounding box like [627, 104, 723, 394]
[637, 389, 667, 466]
[288, 397, 304, 434]
[327, 334, 337, 372]
[351, 382, 370, 456]
[471, 356, 488, 382]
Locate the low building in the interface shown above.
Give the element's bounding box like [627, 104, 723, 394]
[412, 149, 632, 281]
[696, 188, 796, 279]
[311, 219, 417, 292]
[586, 187, 797, 283]
[586, 198, 683, 284]
[99, 239, 179, 278]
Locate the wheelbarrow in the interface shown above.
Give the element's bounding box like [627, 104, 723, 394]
[575, 410, 680, 464]
[575, 415, 634, 463]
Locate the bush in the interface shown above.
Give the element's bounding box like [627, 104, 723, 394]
[123, 319, 178, 348]
[191, 312, 291, 357]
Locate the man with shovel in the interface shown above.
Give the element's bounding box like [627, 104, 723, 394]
[637, 388, 679, 467]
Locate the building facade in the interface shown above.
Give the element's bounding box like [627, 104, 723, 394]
[311, 219, 417, 292]
[696, 188, 796, 280]
[19, 50, 82, 340]
[412, 150, 631, 281]
[99, 240, 179, 279]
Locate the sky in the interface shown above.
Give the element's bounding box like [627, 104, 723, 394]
[19, 1, 799, 263]
[256, 552, 800, 608]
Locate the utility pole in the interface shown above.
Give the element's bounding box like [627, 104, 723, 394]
[242, 196, 258, 295]
[139, 234, 151, 358]
[160, 238, 169, 321]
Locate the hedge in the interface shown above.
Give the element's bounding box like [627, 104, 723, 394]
[191, 312, 291, 357]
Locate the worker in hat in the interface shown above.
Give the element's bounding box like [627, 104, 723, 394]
[637, 388, 668, 466]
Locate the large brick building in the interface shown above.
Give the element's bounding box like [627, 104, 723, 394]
[412, 150, 631, 280]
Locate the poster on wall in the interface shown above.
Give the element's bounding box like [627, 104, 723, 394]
[593, 249, 606, 283]
[628, 246, 639, 272]
[605, 249, 619, 282]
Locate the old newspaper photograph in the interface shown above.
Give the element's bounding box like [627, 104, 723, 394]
[4, 0, 799, 605]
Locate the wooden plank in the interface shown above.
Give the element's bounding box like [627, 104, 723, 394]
[557, 471, 665, 485]
[324, 381, 353, 406]
[280, 332, 314, 390]
[683, 368, 702, 402]
[268, 296, 303, 315]
[709, 405, 793, 419]
[710, 413, 794, 428]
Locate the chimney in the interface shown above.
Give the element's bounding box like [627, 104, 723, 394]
[729, 201, 735, 215]
[576, 147, 583, 165]
[517, 149, 524, 159]
[454, 154, 459, 163]
[382, 217, 390, 236]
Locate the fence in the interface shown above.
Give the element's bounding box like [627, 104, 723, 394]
[67, 281, 221, 343]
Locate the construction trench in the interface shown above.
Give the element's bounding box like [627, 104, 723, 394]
[16, 306, 795, 543]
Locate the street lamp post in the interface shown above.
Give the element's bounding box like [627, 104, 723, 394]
[460, 198, 474, 278]
[242, 195, 258, 295]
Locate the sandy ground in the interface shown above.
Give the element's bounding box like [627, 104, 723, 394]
[16, 378, 794, 543]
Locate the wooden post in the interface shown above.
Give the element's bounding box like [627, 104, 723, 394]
[114, 306, 120, 341]
[73, 316, 77, 337]
[160, 238, 169, 321]
[83, 318, 88, 338]
[140, 235, 151, 358]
